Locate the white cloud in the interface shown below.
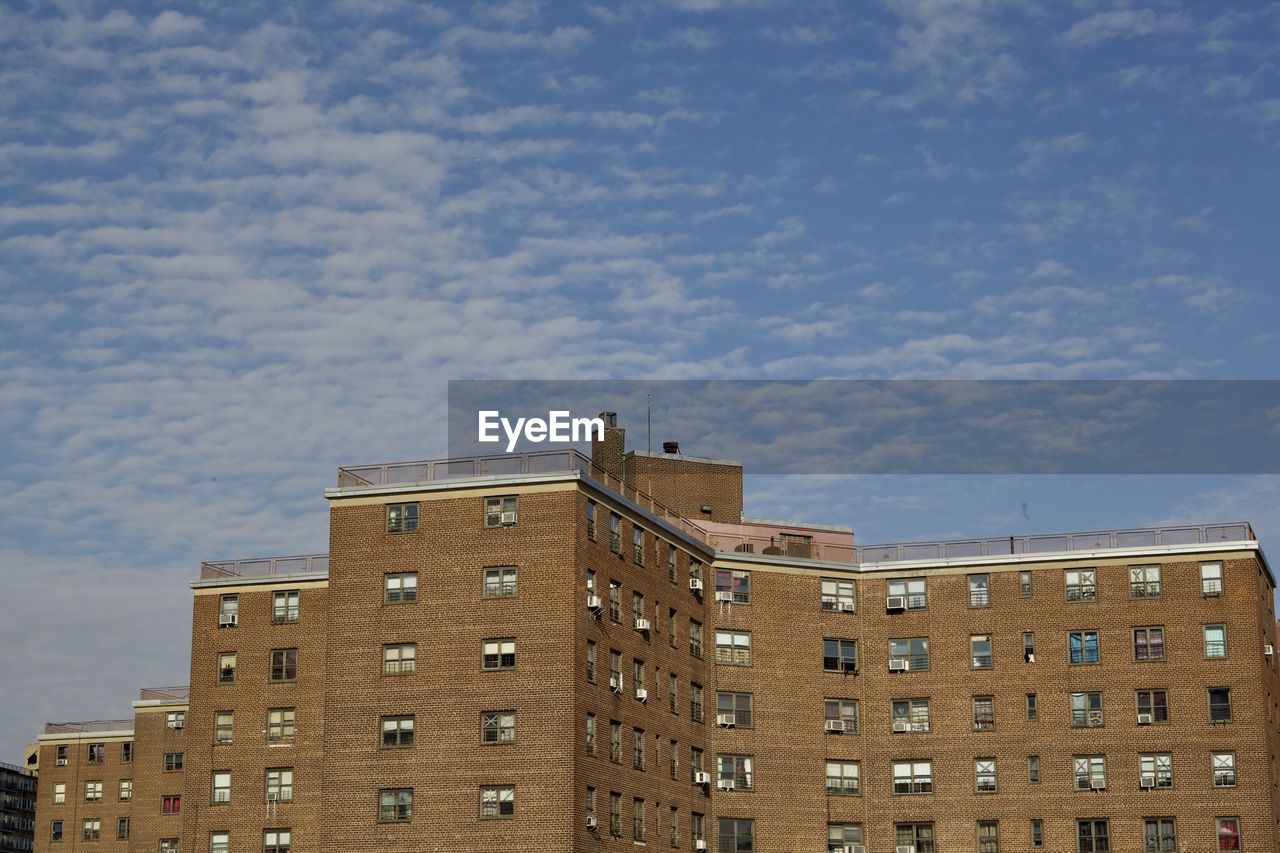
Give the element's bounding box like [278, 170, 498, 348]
[1061, 8, 1191, 47]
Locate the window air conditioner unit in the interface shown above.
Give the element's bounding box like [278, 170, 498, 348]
[1139, 775, 1156, 789]
[634, 688, 648, 702]
[1090, 780, 1106, 790]
[689, 578, 704, 592]
[218, 613, 237, 627]
[693, 771, 711, 785]
[266, 792, 278, 803]
[634, 618, 651, 632]
[695, 841, 708, 851]
[586, 815, 598, 829]
[499, 511, 517, 525]
[845, 846, 867, 853]
[1136, 713, 1154, 725]
[840, 602, 855, 612]
[586, 595, 602, 611]
[886, 595, 906, 611]
[1025, 652, 1036, 664]
[892, 720, 910, 733]
[55, 759, 67, 767]
[715, 591, 733, 603]
[1267, 644, 1275, 656]
[825, 719, 846, 733]
[889, 657, 909, 672]
[717, 713, 736, 728]
[1087, 710, 1104, 727]
[896, 846, 916, 853]
[610, 675, 624, 693]
[716, 778, 735, 791]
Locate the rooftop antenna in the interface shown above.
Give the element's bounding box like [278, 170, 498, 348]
[647, 392, 652, 455]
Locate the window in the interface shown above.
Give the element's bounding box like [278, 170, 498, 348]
[119, 779, 132, 801]
[971, 634, 993, 668]
[826, 760, 860, 795]
[479, 785, 514, 818]
[976, 758, 997, 792]
[668, 608, 678, 648]
[212, 771, 230, 803]
[1205, 624, 1227, 658]
[482, 711, 516, 744]
[1065, 568, 1097, 601]
[121, 741, 132, 763]
[159, 840, 178, 853]
[892, 760, 933, 793]
[585, 714, 596, 755]
[973, 695, 995, 731]
[609, 721, 622, 763]
[691, 813, 704, 849]
[485, 495, 517, 527]
[117, 818, 129, 839]
[581, 641, 595, 684]
[717, 692, 753, 727]
[82, 820, 100, 841]
[163, 794, 182, 813]
[484, 566, 517, 598]
[587, 499, 597, 540]
[210, 832, 228, 853]
[1134, 626, 1165, 661]
[718, 755, 752, 790]
[266, 768, 293, 802]
[608, 581, 621, 621]
[632, 728, 645, 770]
[270, 648, 297, 681]
[1143, 817, 1176, 851]
[978, 820, 1000, 853]
[888, 577, 927, 609]
[383, 643, 416, 675]
[633, 798, 645, 841]
[609, 512, 622, 553]
[1069, 630, 1099, 664]
[50, 821, 62, 842]
[53, 782, 65, 803]
[386, 503, 418, 533]
[1028, 755, 1040, 782]
[609, 650, 622, 690]
[384, 572, 417, 603]
[164, 752, 183, 772]
[669, 739, 678, 778]
[715, 569, 751, 603]
[821, 577, 855, 611]
[691, 683, 704, 722]
[219, 594, 239, 624]
[1201, 561, 1224, 595]
[218, 651, 236, 684]
[823, 638, 857, 672]
[969, 573, 990, 606]
[1137, 689, 1169, 723]
[272, 590, 299, 623]
[381, 716, 414, 747]
[1031, 819, 1043, 848]
[716, 630, 752, 666]
[718, 818, 753, 853]
[896, 822, 935, 853]
[633, 527, 645, 564]
[1139, 754, 1172, 788]
[1213, 752, 1237, 786]
[1078, 819, 1109, 852]
[1023, 631, 1036, 662]
[264, 830, 291, 853]
[828, 823, 863, 853]
[84, 781, 103, 801]
[632, 592, 645, 625]
[482, 638, 516, 670]
[380, 789, 412, 821]
[689, 620, 703, 658]
[1216, 818, 1239, 851]
[267, 708, 295, 742]
[891, 698, 929, 732]
[825, 698, 860, 733]
[1074, 756, 1106, 790]
[215, 710, 234, 743]
[1026, 693, 1038, 721]
[1071, 692, 1103, 727]
[889, 636, 929, 670]
[585, 786, 596, 828]
[166, 711, 186, 730]
[609, 793, 622, 837]
[1209, 687, 1232, 722]
[670, 806, 679, 847]
[1020, 570, 1033, 596]
[1130, 565, 1161, 597]
[689, 558, 703, 587]
[669, 674, 678, 713]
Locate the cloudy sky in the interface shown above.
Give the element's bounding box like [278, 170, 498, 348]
[2, 0, 1278, 761]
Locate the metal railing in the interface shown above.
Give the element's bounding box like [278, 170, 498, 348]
[706, 533, 856, 563]
[43, 720, 133, 735]
[200, 554, 329, 580]
[854, 522, 1256, 564]
[138, 686, 189, 702]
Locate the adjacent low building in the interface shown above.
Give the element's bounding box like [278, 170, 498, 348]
[1, 760, 37, 853]
[31, 419, 1279, 852]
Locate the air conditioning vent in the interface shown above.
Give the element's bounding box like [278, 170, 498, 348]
[840, 602, 855, 612]
[55, 758, 67, 767]
[218, 613, 238, 627]
[1139, 775, 1156, 789]
[634, 688, 648, 702]
[889, 657, 909, 672]
[714, 591, 733, 603]
[717, 713, 736, 728]
[266, 792, 278, 803]
[586, 595, 602, 611]
[695, 841, 708, 851]
[693, 771, 710, 785]
[824, 719, 846, 733]
[892, 720, 910, 733]
[634, 618, 651, 632]
[586, 815, 598, 829]
[689, 578, 704, 592]
[886, 595, 906, 611]
[716, 778, 735, 791]
[610, 674, 624, 694]
[1136, 713, 1154, 725]
[499, 511, 518, 525]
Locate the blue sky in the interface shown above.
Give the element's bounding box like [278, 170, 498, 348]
[1, 0, 1279, 761]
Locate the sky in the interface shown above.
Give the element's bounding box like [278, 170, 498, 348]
[1, 0, 1279, 762]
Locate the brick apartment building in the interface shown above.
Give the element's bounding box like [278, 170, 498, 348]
[30, 417, 1280, 852]
[1, 759, 37, 853]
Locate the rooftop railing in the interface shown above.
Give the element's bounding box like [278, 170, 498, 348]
[705, 532, 856, 563]
[200, 554, 329, 580]
[43, 720, 133, 735]
[138, 686, 189, 702]
[853, 522, 1256, 565]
